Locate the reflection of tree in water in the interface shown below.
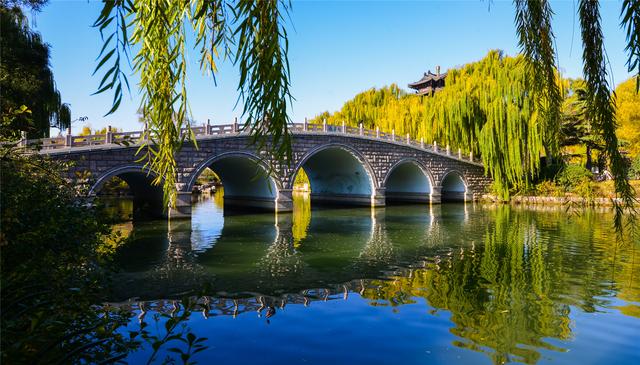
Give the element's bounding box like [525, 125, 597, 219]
[356, 211, 395, 266]
[109, 202, 638, 364]
[360, 206, 638, 365]
[113, 220, 213, 300]
[292, 192, 311, 247]
[258, 217, 305, 280]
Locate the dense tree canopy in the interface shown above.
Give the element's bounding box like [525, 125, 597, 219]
[616, 77, 640, 158]
[312, 56, 640, 203]
[312, 51, 548, 199]
[0, 4, 70, 138]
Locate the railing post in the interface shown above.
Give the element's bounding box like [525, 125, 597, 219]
[420, 137, 424, 149]
[19, 131, 27, 147]
[342, 121, 346, 133]
[406, 133, 410, 144]
[392, 129, 395, 141]
[376, 126, 380, 138]
[359, 123, 363, 136]
[458, 148, 462, 159]
[433, 141, 438, 152]
[323, 119, 327, 132]
[446, 144, 451, 155]
[470, 151, 474, 162]
[106, 125, 113, 144]
[233, 117, 238, 133]
[304, 117, 308, 132]
[65, 127, 73, 147]
[143, 121, 149, 141]
[206, 119, 211, 135]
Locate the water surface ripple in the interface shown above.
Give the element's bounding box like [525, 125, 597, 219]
[109, 194, 640, 365]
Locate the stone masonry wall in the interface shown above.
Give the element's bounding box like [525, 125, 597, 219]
[45, 132, 492, 215]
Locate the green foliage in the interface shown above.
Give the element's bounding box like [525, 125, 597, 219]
[0, 148, 135, 363]
[312, 51, 547, 200]
[579, 0, 637, 233]
[94, 0, 292, 208]
[195, 167, 220, 186]
[630, 155, 640, 179]
[555, 164, 592, 191]
[1, 105, 31, 141]
[616, 77, 640, 158]
[0, 130, 205, 362]
[78, 124, 122, 136]
[0, 5, 70, 138]
[534, 180, 564, 197]
[100, 175, 130, 196]
[620, 1, 640, 91]
[514, 0, 562, 157]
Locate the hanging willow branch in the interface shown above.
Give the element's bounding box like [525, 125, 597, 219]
[234, 0, 293, 165]
[311, 51, 545, 200]
[621, 0, 640, 91]
[579, 0, 637, 234]
[513, 0, 563, 160]
[93, 0, 291, 208]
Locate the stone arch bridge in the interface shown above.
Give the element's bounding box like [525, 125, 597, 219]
[33, 121, 491, 218]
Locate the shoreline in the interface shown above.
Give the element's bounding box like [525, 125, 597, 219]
[481, 194, 638, 207]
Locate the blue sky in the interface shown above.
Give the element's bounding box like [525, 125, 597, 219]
[32, 0, 633, 134]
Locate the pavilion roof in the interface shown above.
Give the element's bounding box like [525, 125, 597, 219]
[408, 71, 447, 88]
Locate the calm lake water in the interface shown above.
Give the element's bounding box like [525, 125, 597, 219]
[106, 191, 640, 365]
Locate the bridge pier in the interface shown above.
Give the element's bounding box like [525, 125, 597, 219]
[167, 218, 193, 263]
[276, 189, 294, 213]
[430, 186, 442, 204]
[373, 188, 386, 207]
[308, 188, 386, 208]
[169, 191, 193, 219]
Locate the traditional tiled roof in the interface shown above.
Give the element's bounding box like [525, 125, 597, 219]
[408, 71, 447, 88]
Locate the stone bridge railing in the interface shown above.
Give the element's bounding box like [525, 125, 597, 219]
[21, 120, 481, 165]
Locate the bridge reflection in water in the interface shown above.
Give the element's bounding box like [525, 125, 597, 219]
[106, 193, 639, 365]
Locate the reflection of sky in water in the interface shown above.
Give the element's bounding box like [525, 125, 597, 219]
[110, 196, 640, 365]
[189, 194, 224, 253]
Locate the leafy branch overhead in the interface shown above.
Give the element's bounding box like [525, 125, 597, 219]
[93, 0, 638, 232]
[93, 0, 292, 208]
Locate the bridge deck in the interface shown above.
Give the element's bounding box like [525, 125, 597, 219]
[25, 121, 482, 167]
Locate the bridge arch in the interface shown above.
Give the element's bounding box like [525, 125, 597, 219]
[89, 164, 164, 220]
[440, 169, 469, 202]
[187, 151, 283, 213]
[383, 158, 434, 204]
[290, 143, 378, 207]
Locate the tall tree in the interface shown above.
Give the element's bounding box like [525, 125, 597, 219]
[616, 77, 640, 158]
[312, 52, 548, 199]
[93, 0, 639, 220]
[560, 79, 603, 170]
[0, 3, 70, 138]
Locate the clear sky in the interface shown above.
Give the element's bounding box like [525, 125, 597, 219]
[31, 0, 633, 134]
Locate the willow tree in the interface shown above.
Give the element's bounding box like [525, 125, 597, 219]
[94, 0, 292, 207]
[94, 0, 639, 225]
[312, 52, 546, 198]
[616, 77, 640, 158]
[0, 4, 71, 138]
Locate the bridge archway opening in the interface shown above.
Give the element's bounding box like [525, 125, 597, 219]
[441, 171, 467, 202]
[294, 146, 375, 207]
[384, 161, 432, 204]
[192, 154, 278, 215]
[91, 169, 164, 221]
